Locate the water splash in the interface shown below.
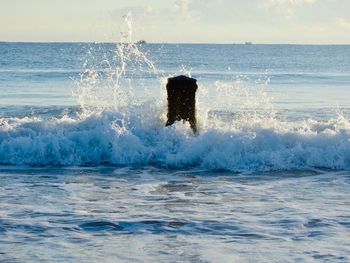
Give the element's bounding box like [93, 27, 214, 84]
[74, 12, 158, 113]
[73, 11, 278, 133]
[3, 14, 350, 170]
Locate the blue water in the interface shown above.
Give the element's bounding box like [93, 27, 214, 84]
[1, 42, 350, 262]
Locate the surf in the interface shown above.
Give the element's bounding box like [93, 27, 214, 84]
[1, 14, 350, 171]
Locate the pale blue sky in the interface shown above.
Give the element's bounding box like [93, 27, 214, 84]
[1, 0, 350, 43]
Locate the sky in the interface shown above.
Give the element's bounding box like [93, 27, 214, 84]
[1, 0, 350, 44]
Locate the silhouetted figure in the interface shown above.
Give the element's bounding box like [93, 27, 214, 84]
[165, 75, 198, 133]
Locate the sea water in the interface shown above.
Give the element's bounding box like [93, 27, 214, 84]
[1, 39, 350, 262]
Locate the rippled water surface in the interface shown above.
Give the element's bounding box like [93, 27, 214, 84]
[1, 41, 350, 262]
[1, 167, 349, 262]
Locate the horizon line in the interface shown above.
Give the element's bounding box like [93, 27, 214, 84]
[1, 40, 350, 46]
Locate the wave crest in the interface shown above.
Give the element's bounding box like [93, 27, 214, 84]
[1, 105, 350, 171]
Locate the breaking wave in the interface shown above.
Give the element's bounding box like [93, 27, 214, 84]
[1, 104, 350, 171]
[1, 13, 350, 172]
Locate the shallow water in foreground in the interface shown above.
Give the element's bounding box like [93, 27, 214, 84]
[1, 167, 349, 262]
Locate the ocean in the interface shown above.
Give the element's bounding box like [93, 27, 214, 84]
[1, 42, 350, 262]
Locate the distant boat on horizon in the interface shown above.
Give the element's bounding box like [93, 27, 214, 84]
[245, 42, 252, 45]
[136, 40, 147, 45]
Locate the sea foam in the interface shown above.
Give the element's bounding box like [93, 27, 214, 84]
[1, 14, 350, 171]
[1, 104, 350, 171]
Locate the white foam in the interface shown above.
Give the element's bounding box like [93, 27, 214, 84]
[2, 14, 349, 171]
[1, 103, 350, 171]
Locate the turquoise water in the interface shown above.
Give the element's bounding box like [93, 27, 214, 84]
[0, 42, 350, 262]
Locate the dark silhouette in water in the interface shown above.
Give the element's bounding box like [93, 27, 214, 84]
[165, 75, 198, 133]
[136, 40, 146, 45]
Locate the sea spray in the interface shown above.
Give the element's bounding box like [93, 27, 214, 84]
[74, 12, 158, 113]
[2, 106, 350, 170]
[1, 15, 350, 170]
